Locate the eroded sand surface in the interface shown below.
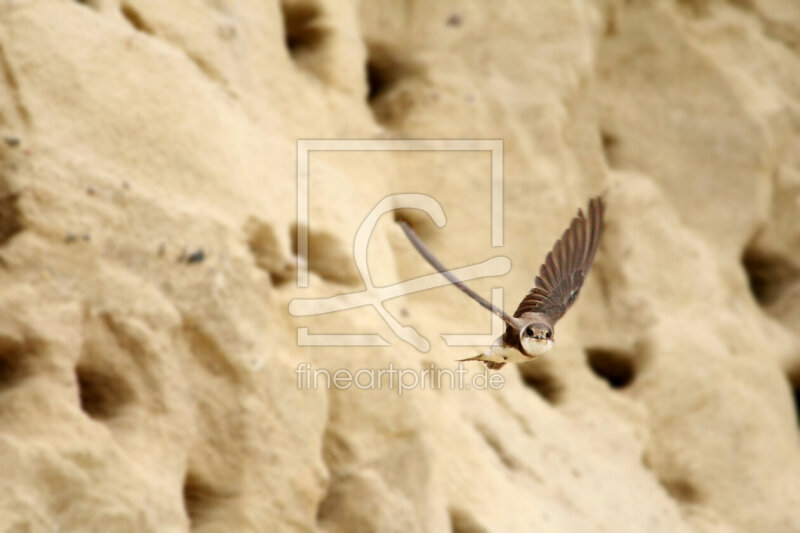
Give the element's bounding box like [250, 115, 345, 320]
[0, 1, 799, 532]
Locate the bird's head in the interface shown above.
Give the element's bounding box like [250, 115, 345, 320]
[520, 322, 554, 356]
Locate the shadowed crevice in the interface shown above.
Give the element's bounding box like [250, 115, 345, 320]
[586, 347, 636, 389]
[742, 244, 800, 307]
[660, 476, 703, 504]
[449, 506, 489, 533]
[183, 470, 236, 529]
[520, 361, 563, 403]
[0, 194, 22, 247]
[599, 130, 620, 168]
[364, 44, 423, 125]
[365, 46, 399, 121]
[76, 364, 134, 420]
[120, 3, 154, 34]
[0, 334, 29, 390]
[281, 2, 328, 60]
[786, 365, 800, 427]
[245, 218, 294, 286]
[74, 0, 101, 10]
[186, 53, 227, 92]
[642, 452, 704, 505]
[290, 223, 361, 285]
[474, 423, 519, 470]
[366, 51, 397, 103]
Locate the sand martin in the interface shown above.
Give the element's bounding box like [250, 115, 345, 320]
[399, 197, 604, 370]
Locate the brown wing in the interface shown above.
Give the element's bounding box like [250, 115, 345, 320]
[399, 220, 518, 328]
[513, 197, 604, 324]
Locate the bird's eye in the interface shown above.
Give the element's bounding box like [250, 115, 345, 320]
[525, 328, 533, 336]
[546, 330, 552, 338]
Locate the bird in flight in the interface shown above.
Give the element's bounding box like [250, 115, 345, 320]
[399, 197, 604, 370]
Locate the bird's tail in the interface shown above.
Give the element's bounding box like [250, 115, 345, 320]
[456, 354, 506, 370]
[457, 353, 486, 363]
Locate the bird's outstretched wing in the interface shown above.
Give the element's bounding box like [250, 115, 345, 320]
[398, 221, 517, 328]
[513, 197, 604, 324]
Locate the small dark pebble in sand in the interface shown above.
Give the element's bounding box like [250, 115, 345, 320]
[4, 137, 20, 147]
[446, 14, 462, 27]
[186, 249, 205, 264]
[65, 233, 90, 243]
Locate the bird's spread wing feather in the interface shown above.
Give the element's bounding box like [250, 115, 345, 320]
[399, 220, 517, 327]
[513, 197, 604, 324]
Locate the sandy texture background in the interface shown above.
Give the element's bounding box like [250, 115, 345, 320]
[0, 0, 799, 532]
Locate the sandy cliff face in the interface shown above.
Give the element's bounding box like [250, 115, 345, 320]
[0, 0, 798, 532]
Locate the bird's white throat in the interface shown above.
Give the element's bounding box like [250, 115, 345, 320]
[520, 337, 554, 357]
